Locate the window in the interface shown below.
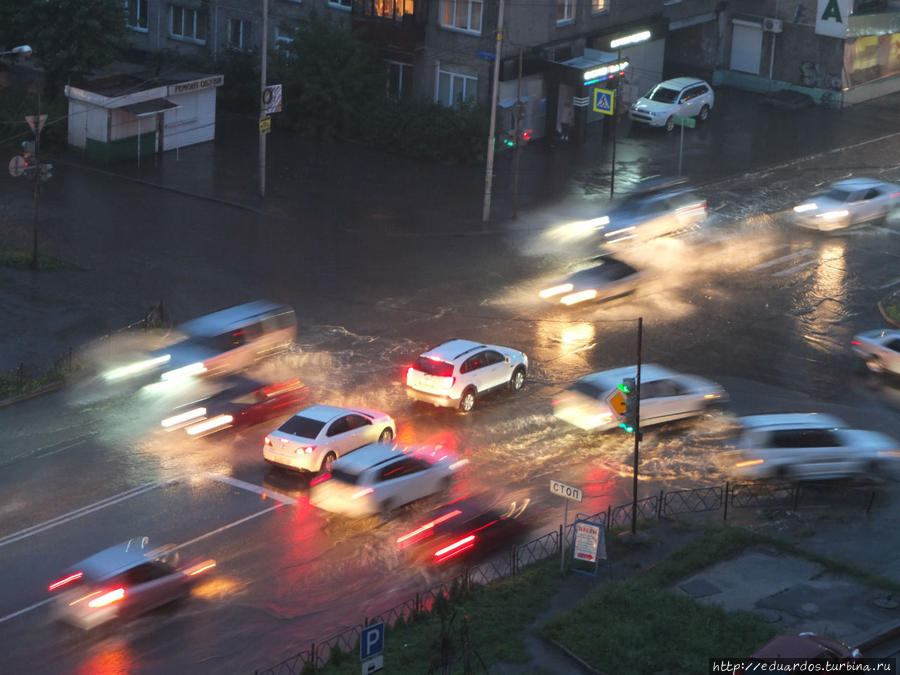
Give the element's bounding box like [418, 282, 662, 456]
[440, 0, 483, 33]
[886, 339, 900, 352]
[556, 0, 574, 24]
[329, 0, 352, 8]
[344, 414, 372, 431]
[275, 25, 294, 47]
[413, 357, 454, 377]
[387, 61, 412, 100]
[436, 67, 476, 106]
[377, 458, 428, 481]
[461, 353, 486, 373]
[227, 18, 251, 50]
[170, 5, 208, 43]
[483, 350, 504, 365]
[126, 0, 149, 31]
[277, 415, 325, 439]
[326, 417, 351, 437]
[591, 0, 606, 13]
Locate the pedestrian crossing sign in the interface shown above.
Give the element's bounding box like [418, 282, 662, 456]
[593, 88, 615, 115]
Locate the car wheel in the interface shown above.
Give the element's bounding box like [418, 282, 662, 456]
[665, 116, 675, 132]
[866, 357, 885, 374]
[509, 367, 526, 394]
[379, 427, 394, 442]
[321, 451, 337, 473]
[699, 105, 710, 122]
[459, 388, 476, 413]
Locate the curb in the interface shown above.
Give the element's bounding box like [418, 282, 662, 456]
[0, 379, 66, 409]
[543, 635, 604, 675]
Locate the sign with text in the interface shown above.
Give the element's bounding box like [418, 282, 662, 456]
[263, 84, 283, 114]
[573, 520, 604, 562]
[259, 116, 272, 135]
[815, 0, 850, 38]
[360, 622, 384, 660]
[550, 480, 583, 503]
[168, 75, 224, 96]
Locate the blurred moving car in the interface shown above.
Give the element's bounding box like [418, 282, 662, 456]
[405, 339, 528, 413]
[748, 632, 860, 662]
[309, 442, 465, 517]
[578, 176, 707, 245]
[264, 405, 395, 473]
[552, 364, 727, 432]
[161, 376, 309, 437]
[730, 413, 900, 481]
[852, 329, 900, 375]
[629, 77, 714, 132]
[49, 537, 214, 630]
[539, 256, 644, 306]
[103, 300, 297, 384]
[792, 178, 900, 232]
[396, 494, 534, 564]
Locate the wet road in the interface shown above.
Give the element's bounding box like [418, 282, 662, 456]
[1, 116, 900, 673]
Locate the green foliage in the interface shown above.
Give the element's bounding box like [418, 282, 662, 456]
[328, 642, 344, 666]
[0, 0, 126, 99]
[214, 50, 260, 115]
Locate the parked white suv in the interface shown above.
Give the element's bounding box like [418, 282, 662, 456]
[730, 413, 900, 482]
[405, 339, 528, 413]
[630, 78, 714, 132]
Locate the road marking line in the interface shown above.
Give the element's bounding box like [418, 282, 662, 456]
[879, 278, 900, 289]
[0, 598, 53, 626]
[0, 480, 178, 548]
[163, 504, 284, 555]
[749, 248, 813, 272]
[36, 438, 88, 459]
[203, 472, 296, 505]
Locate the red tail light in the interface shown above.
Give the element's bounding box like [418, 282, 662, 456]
[49, 571, 83, 591]
[434, 535, 476, 563]
[396, 509, 463, 548]
[88, 588, 126, 608]
[851, 340, 861, 346]
[310, 472, 331, 487]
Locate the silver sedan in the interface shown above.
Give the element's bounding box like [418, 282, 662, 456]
[852, 329, 900, 375]
[793, 178, 900, 231]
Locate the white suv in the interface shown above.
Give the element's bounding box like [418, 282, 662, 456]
[730, 413, 900, 482]
[405, 339, 528, 413]
[630, 77, 714, 132]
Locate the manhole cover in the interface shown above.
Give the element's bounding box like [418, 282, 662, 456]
[873, 596, 900, 609]
[678, 578, 721, 598]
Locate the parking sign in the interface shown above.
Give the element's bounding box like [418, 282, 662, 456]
[360, 622, 384, 660]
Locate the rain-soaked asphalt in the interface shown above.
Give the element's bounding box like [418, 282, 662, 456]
[1, 87, 899, 673]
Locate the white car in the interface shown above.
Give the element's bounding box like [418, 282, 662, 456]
[310, 442, 464, 518]
[852, 329, 900, 375]
[552, 364, 727, 432]
[731, 413, 900, 481]
[792, 178, 900, 231]
[263, 405, 395, 473]
[405, 339, 528, 413]
[629, 77, 714, 132]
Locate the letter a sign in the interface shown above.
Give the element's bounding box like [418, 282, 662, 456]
[815, 0, 849, 38]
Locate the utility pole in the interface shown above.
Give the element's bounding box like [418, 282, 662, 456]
[609, 47, 621, 200]
[481, 0, 505, 223]
[258, 0, 269, 198]
[631, 316, 643, 534]
[512, 48, 523, 219]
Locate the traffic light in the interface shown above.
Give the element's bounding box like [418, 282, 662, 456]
[618, 377, 638, 433]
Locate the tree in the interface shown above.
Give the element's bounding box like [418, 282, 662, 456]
[0, 0, 126, 98]
[269, 12, 385, 140]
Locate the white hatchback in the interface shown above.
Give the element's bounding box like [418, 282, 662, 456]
[731, 413, 900, 482]
[405, 339, 528, 413]
[552, 364, 727, 431]
[630, 77, 714, 132]
[264, 405, 395, 473]
[852, 329, 900, 375]
[310, 442, 463, 518]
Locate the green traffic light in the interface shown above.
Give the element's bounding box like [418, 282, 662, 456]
[617, 383, 631, 394]
[619, 422, 634, 433]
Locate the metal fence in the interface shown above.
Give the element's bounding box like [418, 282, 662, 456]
[255, 479, 882, 674]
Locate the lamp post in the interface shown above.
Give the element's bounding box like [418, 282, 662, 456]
[0, 45, 32, 57]
[607, 30, 651, 199]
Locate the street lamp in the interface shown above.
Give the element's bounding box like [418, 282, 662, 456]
[608, 31, 651, 199]
[0, 45, 33, 57]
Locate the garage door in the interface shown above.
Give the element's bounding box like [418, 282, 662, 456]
[730, 20, 762, 74]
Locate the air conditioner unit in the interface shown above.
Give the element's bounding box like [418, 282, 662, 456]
[763, 17, 783, 33]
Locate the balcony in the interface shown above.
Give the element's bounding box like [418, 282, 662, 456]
[351, 0, 427, 52]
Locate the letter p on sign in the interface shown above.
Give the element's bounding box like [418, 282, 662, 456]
[360, 622, 384, 660]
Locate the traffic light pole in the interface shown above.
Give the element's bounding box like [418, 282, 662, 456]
[631, 316, 642, 534]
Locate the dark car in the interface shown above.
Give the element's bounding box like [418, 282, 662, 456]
[539, 256, 644, 306]
[396, 495, 534, 564]
[745, 632, 860, 669]
[161, 375, 309, 436]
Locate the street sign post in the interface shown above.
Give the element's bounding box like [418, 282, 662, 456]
[259, 116, 272, 135]
[550, 480, 582, 574]
[672, 115, 695, 176]
[570, 513, 607, 577]
[8, 155, 27, 178]
[262, 84, 283, 114]
[606, 390, 626, 417]
[360, 621, 384, 674]
[25, 114, 47, 135]
[592, 88, 614, 115]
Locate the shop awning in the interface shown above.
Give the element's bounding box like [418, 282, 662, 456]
[121, 98, 180, 117]
[498, 96, 531, 108]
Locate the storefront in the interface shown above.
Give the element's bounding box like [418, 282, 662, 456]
[65, 69, 224, 162]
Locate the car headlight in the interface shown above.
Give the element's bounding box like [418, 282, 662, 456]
[161, 362, 207, 381]
[816, 209, 849, 221]
[103, 354, 171, 382]
[540, 283, 574, 299]
[793, 203, 818, 213]
[560, 289, 598, 305]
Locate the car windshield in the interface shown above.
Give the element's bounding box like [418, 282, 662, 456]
[572, 259, 636, 283]
[822, 187, 854, 203]
[330, 468, 361, 485]
[571, 380, 604, 398]
[646, 86, 679, 103]
[277, 415, 325, 439]
[413, 357, 454, 377]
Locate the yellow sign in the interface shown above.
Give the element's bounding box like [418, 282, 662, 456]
[606, 390, 626, 416]
[259, 116, 271, 135]
[593, 88, 615, 115]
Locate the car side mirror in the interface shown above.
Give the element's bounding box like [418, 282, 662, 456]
[504, 356, 510, 363]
